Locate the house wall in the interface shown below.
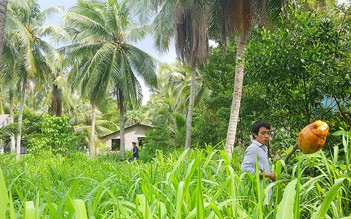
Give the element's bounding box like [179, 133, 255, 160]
[0, 114, 11, 128]
[106, 139, 112, 149]
[0, 115, 11, 154]
[105, 125, 153, 151]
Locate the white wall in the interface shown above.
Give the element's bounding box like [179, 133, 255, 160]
[104, 125, 153, 151]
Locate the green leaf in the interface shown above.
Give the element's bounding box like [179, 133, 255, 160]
[136, 194, 151, 219]
[312, 178, 346, 219]
[175, 181, 185, 219]
[196, 164, 205, 219]
[0, 168, 9, 219]
[276, 179, 297, 219]
[8, 192, 15, 219]
[73, 199, 87, 219]
[24, 201, 36, 219]
[209, 202, 224, 219]
[294, 160, 302, 219]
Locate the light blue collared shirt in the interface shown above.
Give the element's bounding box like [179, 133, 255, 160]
[241, 140, 271, 175]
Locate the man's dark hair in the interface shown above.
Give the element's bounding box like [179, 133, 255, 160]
[251, 120, 270, 135]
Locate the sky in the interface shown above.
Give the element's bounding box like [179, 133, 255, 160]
[38, 0, 177, 104]
[38, 0, 176, 63]
[38, 0, 348, 60]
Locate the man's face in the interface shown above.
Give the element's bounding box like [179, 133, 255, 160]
[253, 127, 270, 145]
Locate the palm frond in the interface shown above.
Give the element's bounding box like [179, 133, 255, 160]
[152, 0, 177, 53]
[35, 25, 71, 45]
[124, 44, 157, 88]
[63, 12, 109, 41]
[39, 6, 64, 24]
[0, 123, 18, 138]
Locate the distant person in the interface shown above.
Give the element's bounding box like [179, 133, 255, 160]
[241, 120, 276, 203]
[132, 141, 139, 161]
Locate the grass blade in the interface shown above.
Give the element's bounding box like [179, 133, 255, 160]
[73, 199, 87, 219]
[136, 194, 151, 219]
[312, 178, 346, 219]
[294, 160, 301, 219]
[175, 181, 184, 219]
[209, 202, 224, 219]
[196, 164, 204, 219]
[0, 168, 9, 219]
[276, 179, 297, 219]
[24, 201, 36, 219]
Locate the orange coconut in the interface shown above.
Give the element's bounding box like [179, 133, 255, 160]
[297, 120, 329, 154]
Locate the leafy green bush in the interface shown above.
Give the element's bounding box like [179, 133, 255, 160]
[21, 111, 80, 154]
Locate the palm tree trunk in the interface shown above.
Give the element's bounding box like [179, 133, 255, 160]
[185, 64, 196, 149]
[9, 90, 15, 152]
[0, 97, 3, 114]
[118, 91, 126, 160]
[225, 34, 247, 160]
[89, 104, 96, 156]
[50, 84, 63, 116]
[16, 77, 27, 159]
[0, 0, 8, 66]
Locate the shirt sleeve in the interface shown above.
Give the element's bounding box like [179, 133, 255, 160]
[241, 146, 257, 174]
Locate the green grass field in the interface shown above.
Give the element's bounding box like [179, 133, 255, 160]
[0, 143, 350, 218]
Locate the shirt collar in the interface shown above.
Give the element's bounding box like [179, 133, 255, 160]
[252, 140, 266, 147]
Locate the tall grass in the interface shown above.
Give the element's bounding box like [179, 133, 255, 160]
[0, 136, 350, 218]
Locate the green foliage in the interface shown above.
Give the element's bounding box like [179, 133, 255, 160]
[0, 134, 351, 218]
[194, 4, 351, 155]
[141, 106, 188, 160]
[0, 122, 17, 140]
[143, 128, 172, 160]
[332, 128, 351, 168]
[246, 6, 351, 129]
[21, 111, 79, 154]
[198, 43, 236, 146]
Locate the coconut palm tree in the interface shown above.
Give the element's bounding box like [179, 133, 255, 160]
[157, 61, 209, 113]
[0, 0, 8, 65]
[1, 18, 22, 153]
[157, 62, 189, 112]
[5, 0, 63, 158]
[63, 0, 157, 159]
[209, 0, 286, 159]
[70, 96, 119, 152]
[131, 0, 209, 149]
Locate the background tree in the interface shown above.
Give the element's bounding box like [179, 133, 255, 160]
[5, 0, 63, 158]
[133, 0, 209, 149]
[0, 0, 8, 65]
[157, 62, 208, 113]
[1, 24, 20, 152]
[22, 111, 79, 154]
[70, 97, 119, 153]
[198, 43, 236, 146]
[198, 40, 273, 147]
[63, 0, 157, 159]
[212, 0, 286, 159]
[246, 4, 351, 128]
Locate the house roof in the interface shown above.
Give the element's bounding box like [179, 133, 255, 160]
[102, 123, 155, 139]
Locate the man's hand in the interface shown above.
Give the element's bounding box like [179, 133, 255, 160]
[265, 173, 276, 181]
[259, 172, 276, 181]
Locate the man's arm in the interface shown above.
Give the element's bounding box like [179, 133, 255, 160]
[241, 146, 256, 174]
[242, 146, 276, 181]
